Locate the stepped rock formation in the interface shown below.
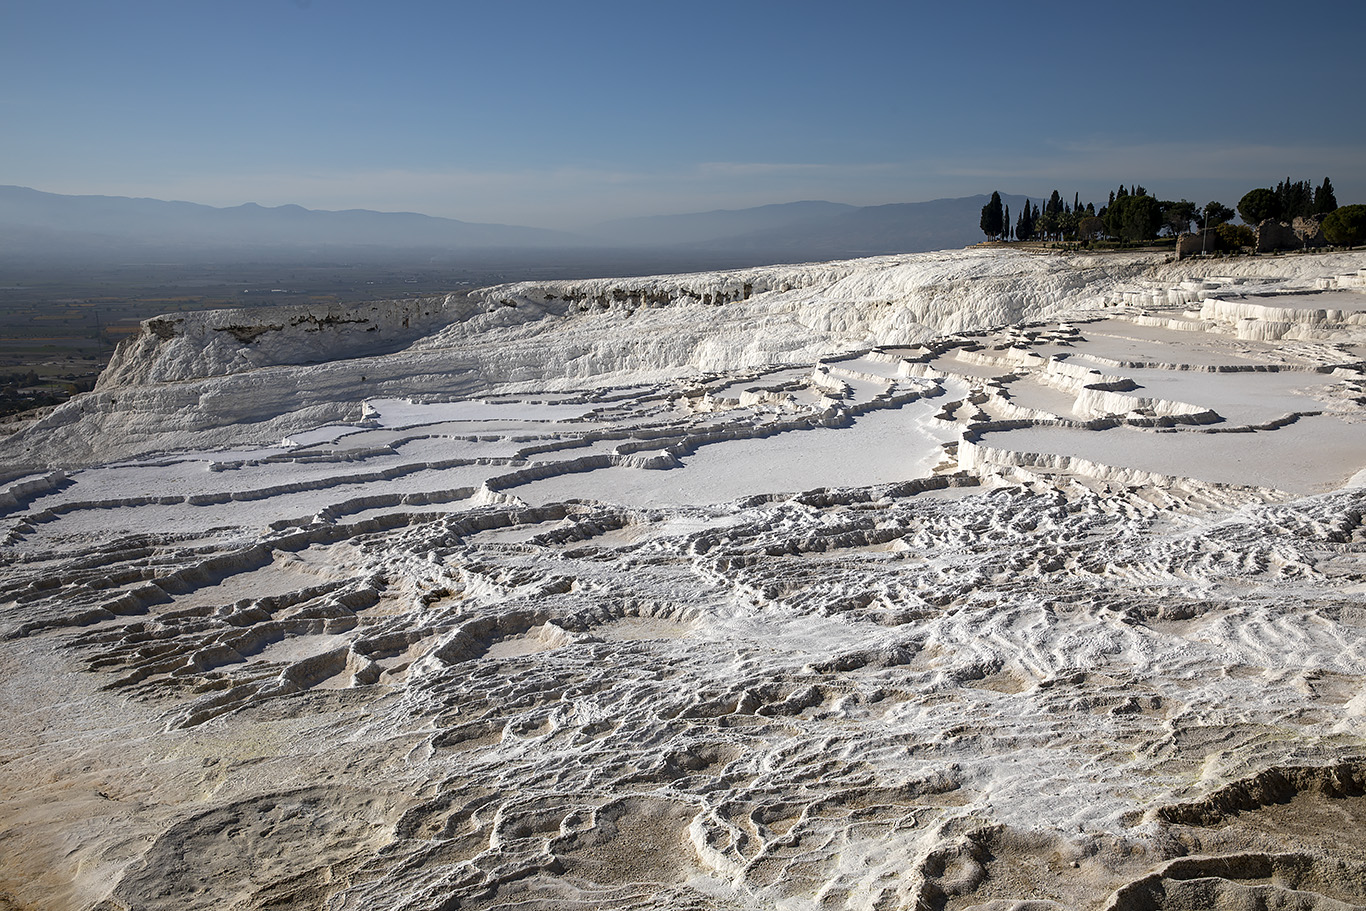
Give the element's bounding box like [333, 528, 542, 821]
[1, 247, 1365, 911]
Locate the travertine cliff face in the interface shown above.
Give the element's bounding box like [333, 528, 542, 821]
[97, 295, 475, 388]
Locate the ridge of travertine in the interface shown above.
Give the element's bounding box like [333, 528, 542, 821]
[11, 248, 1363, 469]
[1, 247, 1366, 911]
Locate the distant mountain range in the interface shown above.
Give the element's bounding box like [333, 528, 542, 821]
[0, 185, 1041, 264]
[0, 185, 576, 257]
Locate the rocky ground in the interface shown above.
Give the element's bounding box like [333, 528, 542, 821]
[1, 247, 1365, 910]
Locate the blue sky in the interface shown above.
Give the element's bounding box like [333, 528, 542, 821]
[4, 0, 1363, 228]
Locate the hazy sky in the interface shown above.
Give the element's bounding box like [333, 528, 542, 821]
[5, 0, 1363, 228]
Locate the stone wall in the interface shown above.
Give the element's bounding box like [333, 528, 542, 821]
[1257, 216, 1328, 253]
[1294, 214, 1328, 248]
[1183, 216, 1330, 258]
[1176, 230, 1220, 259]
[1257, 219, 1302, 253]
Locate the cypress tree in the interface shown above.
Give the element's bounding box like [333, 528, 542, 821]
[1314, 177, 1338, 214]
[980, 190, 1005, 239]
[1017, 199, 1034, 241]
[1275, 178, 1313, 220]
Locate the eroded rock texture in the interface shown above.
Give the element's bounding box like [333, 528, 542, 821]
[2, 248, 1366, 910]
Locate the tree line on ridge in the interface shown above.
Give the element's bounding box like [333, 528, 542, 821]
[978, 177, 1364, 247]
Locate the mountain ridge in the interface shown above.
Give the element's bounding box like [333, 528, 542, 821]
[0, 185, 1044, 262]
[0, 184, 581, 253]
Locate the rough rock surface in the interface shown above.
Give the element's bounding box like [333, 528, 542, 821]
[1257, 219, 1305, 254]
[1174, 230, 1219, 260]
[2, 248, 1366, 911]
[1295, 214, 1329, 248]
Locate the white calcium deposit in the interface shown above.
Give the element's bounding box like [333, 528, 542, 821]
[2, 247, 1366, 911]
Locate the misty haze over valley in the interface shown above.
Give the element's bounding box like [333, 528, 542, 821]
[0, 184, 1031, 270]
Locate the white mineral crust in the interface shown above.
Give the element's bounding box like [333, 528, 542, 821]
[2, 248, 1365, 910]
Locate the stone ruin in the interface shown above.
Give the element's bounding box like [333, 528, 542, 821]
[1175, 229, 1221, 259]
[1258, 213, 1327, 253]
[1177, 214, 1329, 259]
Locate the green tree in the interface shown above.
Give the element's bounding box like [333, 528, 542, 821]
[1314, 178, 1338, 214]
[1238, 188, 1281, 224]
[980, 191, 1004, 239]
[1216, 223, 1256, 249]
[1160, 199, 1197, 236]
[1036, 210, 1059, 241]
[1275, 177, 1315, 221]
[1321, 205, 1366, 246]
[1046, 190, 1063, 217]
[1126, 195, 1162, 242]
[1016, 199, 1034, 241]
[1202, 201, 1234, 227]
[1105, 193, 1162, 242]
[1058, 209, 1080, 240]
[1077, 215, 1105, 241]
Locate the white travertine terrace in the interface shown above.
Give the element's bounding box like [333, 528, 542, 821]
[1, 248, 1365, 911]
